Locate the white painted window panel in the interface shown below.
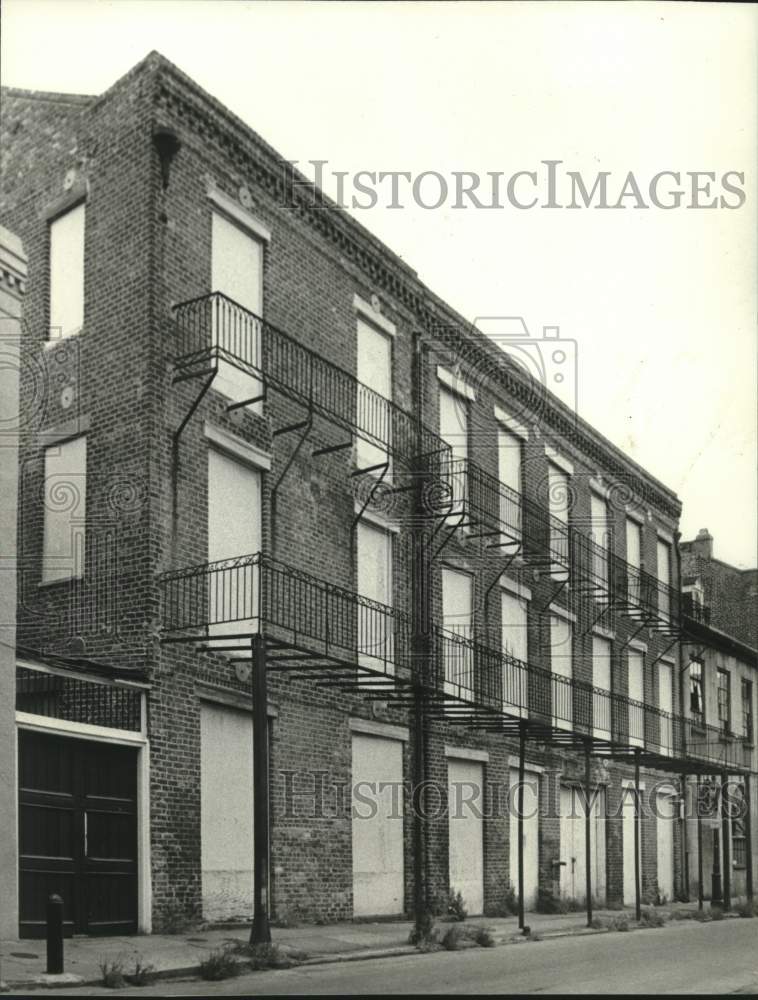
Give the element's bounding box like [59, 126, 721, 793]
[200, 703, 254, 921]
[498, 427, 522, 541]
[622, 789, 642, 906]
[356, 318, 392, 472]
[357, 521, 394, 672]
[442, 568, 474, 697]
[625, 518, 642, 605]
[657, 539, 671, 619]
[656, 792, 676, 901]
[548, 462, 570, 572]
[211, 212, 263, 410]
[49, 202, 85, 340]
[449, 758, 484, 915]
[42, 436, 86, 582]
[659, 661, 673, 755]
[592, 635, 612, 740]
[590, 493, 610, 588]
[207, 448, 261, 641]
[560, 785, 607, 905]
[501, 590, 528, 715]
[628, 650, 645, 747]
[550, 614, 573, 728]
[509, 767, 540, 910]
[439, 386, 468, 513]
[352, 733, 404, 917]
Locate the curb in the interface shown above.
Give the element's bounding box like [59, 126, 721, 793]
[5, 912, 742, 989]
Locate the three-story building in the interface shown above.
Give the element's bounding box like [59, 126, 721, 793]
[1, 52, 753, 939]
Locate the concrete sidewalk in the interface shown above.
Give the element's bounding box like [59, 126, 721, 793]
[0, 901, 716, 990]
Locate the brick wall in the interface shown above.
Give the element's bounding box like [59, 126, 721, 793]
[1, 50, 693, 931]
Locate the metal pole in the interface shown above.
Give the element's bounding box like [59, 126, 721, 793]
[46, 894, 64, 975]
[411, 331, 431, 939]
[721, 772, 731, 911]
[250, 633, 271, 945]
[584, 744, 593, 927]
[634, 751, 641, 921]
[411, 681, 428, 934]
[680, 773, 690, 902]
[744, 773, 754, 905]
[518, 721, 526, 932]
[711, 774, 723, 905]
[696, 776, 704, 910]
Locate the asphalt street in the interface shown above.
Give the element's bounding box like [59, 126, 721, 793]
[37, 917, 758, 996]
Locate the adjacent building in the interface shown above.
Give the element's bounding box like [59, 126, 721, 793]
[0, 52, 753, 938]
[680, 530, 757, 903]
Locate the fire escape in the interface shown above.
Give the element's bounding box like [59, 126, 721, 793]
[157, 291, 753, 938]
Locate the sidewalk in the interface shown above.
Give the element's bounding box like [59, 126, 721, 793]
[0, 901, 714, 989]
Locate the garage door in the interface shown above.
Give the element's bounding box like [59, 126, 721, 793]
[449, 758, 484, 915]
[18, 730, 138, 938]
[200, 703, 255, 922]
[352, 733, 404, 917]
[623, 785, 642, 906]
[559, 785, 606, 905]
[509, 767, 539, 910]
[656, 790, 676, 903]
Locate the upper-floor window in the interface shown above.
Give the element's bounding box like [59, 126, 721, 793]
[356, 519, 394, 671]
[442, 566, 474, 696]
[547, 460, 571, 573]
[49, 202, 85, 340]
[590, 491, 611, 590]
[549, 612, 573, 727]
[439, 385, 468, 513]
[625, 517, 642, 605]
[42, 435, 86, 583]
[497, 426, 522, 541]
[689, 659, 704, 725]
[501, 587, 528, 715]
[207, 443, 262, 636]
[742, 679, 754, 744]
[717, 668, 731, 735]
[627, 648, 645, 747]
[211, 210, 264, 410]
[356, 317, 392, 473]
[591, 634, 612, 740]
[657, 537, 672, 619]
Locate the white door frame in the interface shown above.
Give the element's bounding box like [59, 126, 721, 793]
[16, 702, 151, 933]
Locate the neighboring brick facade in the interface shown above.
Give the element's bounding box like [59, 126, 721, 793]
[4, 51, 737, 936]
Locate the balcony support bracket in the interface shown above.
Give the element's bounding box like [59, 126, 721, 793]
[173, 370, 216, 448]
[618, 621, 648, 653]
[351, 463, 390, 532]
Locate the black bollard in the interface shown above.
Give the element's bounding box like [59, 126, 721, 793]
[46, 894, 64, 975]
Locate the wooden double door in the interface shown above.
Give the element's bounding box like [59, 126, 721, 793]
[18, 730, 138, 937]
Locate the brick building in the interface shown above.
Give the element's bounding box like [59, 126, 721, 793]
[680, 530, 757, 903]
[0, 52, 754, 938]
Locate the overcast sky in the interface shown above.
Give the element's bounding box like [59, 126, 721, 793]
[2, 0, 756, 567]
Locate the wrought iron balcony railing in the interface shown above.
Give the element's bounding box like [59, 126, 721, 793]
[159, 552, 750, 769]
[681, 593, 712, 625]
[173, 292, 441, 464]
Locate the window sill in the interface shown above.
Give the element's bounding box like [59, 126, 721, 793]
[38, 575, 84, 590]
[44, 329, 83, 349]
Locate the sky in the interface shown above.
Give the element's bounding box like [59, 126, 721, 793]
[2, 0, 756, 567]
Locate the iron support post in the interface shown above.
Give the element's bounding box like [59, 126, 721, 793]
[721, 772, 731, 911]
[634, 751, 641, 922]
[518, 721, 526, 932]
[584, 744, 593, 927]
[744, 773, 754, 905]
[696, 776, 704, 910]
[250, 633, 271, 944]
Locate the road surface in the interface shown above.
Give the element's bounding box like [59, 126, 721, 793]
[44, 918, 758, 995]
